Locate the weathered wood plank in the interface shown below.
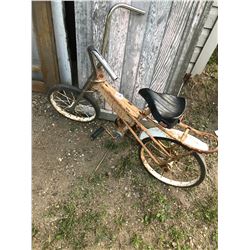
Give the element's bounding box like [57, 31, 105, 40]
[186, 62, 195, 73]
[92, 1, 112, 109]
[32, 22, 40, 66]
[75, 1, 93, 88]
[204, 5, 217, 29]
[213, 0, 218, 7]
[120, 1, 151, 100]
[191, 19, 217, 75]
[166, 1, 213, 94]
[51, 1, 72, 85]
[190, 47, 202, 63]
[92, 1, 111, 51]
[196, 28, 211, 47]
[32, 1, 60, 86]
[107, 0, 131, 90]
[132, 1, 172, 108]
[104, 0, 131, 111]
[150, 1, 193, 93]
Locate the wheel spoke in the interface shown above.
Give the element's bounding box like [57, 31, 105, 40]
[62, 90, 71, 104]
[54, 96, 69, 106]
[70, 91, 76, 102]
[56, 91, 73, 103]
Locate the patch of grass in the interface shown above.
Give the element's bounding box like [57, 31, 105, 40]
[104, 139, 118, 151]
[112, 155, 136, 178]
[194, 195, 218, 224]
[114, 214, 126, 229]
[88, 172, 106, 185]
[130, 233, 154, 250]
[211, 228, 218, 249]
[54, 202, 77, 241]
[131, 233, 143, 249]
[32, 224, 39, 238]
[168, 226, 186, 242]
[95, 225, 114, 245]
[168, 226, 192, 250]
[207, 46, 218, 66]
[43, 198, 108, 249]
[141, 192, 171, 225]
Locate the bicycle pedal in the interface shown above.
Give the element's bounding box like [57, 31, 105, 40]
[90, 126, 105, 140]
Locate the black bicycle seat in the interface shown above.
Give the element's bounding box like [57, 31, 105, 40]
[138, 88, 186, 128]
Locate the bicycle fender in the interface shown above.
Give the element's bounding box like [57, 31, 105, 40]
[139, 127, 171, 140]
[139, 127, 209, 152]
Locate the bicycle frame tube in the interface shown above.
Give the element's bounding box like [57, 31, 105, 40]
[101, 3, 145, 55]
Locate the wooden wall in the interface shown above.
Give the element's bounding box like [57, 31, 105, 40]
[187, 0, 218, 75]
[75, 1, 213, 110]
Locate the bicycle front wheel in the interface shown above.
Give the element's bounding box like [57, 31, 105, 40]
[48, 84, 100, 122]
[139, 137, 206, 188]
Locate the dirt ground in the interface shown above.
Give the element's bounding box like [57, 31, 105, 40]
[32, 53, 218, 250]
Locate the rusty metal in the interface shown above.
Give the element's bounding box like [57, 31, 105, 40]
[142, 114, 218, 154]
[178, 121, 218, 153]
[121, 119, 161, 165]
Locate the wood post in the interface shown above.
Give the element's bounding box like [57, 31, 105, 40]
[32, 1, 60, 92]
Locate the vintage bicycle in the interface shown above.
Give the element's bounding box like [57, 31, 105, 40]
[48, 4, 218, 188]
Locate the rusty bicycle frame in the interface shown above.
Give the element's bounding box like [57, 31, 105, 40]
[71, 3, 218, 167]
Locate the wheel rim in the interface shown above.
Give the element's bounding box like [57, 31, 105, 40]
[140, 138, 202, 187]
[50, 89, 96, 122]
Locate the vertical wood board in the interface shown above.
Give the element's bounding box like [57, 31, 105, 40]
[132, 1, 172, 108]
[120, 1, 151, 100]
[150, 1, 193, 93]
[32, 1, 60, 87]
[51, 1, 72, 85]
[167, 1, 213, 94]
[75, 1, 93, 88]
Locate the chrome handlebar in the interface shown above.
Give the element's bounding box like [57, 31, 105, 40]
[101, 3, 146, 55]
[87, 46, 118, 81]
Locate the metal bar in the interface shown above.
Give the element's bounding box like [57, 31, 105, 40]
[88, 46, 118, 81]
[121, 119, 160, 165]
[101, 3, 146, 55]
[129, 115, 172, 158]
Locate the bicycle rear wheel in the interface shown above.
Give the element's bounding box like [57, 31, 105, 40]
[48, 84, 100, 122]
[139, 137, 206, 188]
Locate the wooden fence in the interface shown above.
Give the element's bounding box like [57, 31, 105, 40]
[75, 1, 213, 110]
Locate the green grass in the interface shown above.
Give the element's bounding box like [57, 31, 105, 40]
[114, 214, 126, 229]
[112, 155, 137, 178]
[212, 228, 218, 249]
[194, 195, 218, 224]
[130, 234, 153, 249]
[32, 224, 39, 238]
[44, 202, 108, 249]
[168, 226, 185, 242]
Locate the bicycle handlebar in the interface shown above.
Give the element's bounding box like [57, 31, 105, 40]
[88, 46, 118, 81]
[101, 3, 146, 55]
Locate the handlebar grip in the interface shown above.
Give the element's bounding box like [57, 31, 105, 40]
[88, 46, 118, 81]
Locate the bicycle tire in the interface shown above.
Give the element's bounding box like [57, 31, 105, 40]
[139, 137, 207, 188]
[48, 84, 100, 122]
